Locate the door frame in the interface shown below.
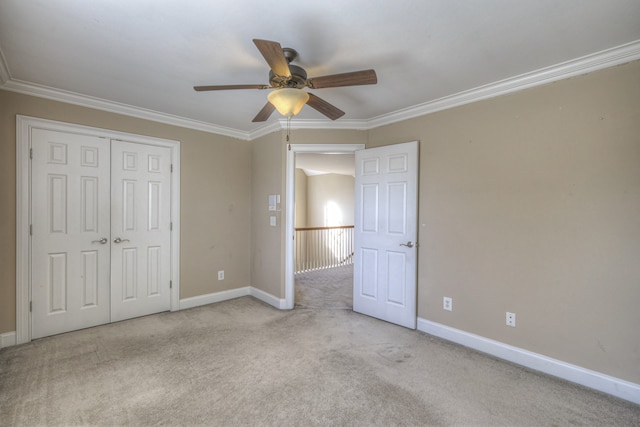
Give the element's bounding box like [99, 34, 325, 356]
[16, 115, 181, 344]
[284, 143, 364, 309]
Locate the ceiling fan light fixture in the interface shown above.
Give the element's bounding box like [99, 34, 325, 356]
[267, 88, 309, 118]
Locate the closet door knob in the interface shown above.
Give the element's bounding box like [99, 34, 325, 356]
[113, 237, 130, 244]
[92, 238, 108, 244]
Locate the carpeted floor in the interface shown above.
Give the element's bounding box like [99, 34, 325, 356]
[1, 266, 639, 426]
[295, 264, 353, 310]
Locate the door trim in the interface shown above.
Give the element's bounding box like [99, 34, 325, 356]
[284, 143, 365, 309]
[16, 115, 181, 344]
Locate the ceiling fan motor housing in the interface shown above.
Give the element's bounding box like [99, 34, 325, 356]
[269, 64, 308, 88]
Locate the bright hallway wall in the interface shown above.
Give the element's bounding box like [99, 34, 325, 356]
[306, 173, 354, 227]
[295, 171, 354, 228]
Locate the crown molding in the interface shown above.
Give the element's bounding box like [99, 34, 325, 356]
[249, 118, 370, 141]
[367, 39, 640, 129]
[288, 118, 370, 131]
[247, 118, 370, 140]
[247, 121, 282, 140]
[1, 40, 638, 140]
[0, 78, 253, 140]
[0, 48, 10, 85]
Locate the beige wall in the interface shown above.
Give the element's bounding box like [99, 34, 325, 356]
[306, 173, 354, 227]
[0, 90, 252, 332]
[368, 60, 640, 382]
[250, 131, 286, 298]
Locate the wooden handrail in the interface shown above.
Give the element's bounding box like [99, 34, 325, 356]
[295, 225, 354, 231]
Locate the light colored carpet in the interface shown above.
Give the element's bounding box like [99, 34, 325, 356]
[295, 264, 353, 310]
[1, 271, 639, 425]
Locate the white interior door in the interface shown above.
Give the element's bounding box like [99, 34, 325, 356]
[353, 141, 418, 329]
[31, 129, 111, 339]
[110, 141, 172, 322]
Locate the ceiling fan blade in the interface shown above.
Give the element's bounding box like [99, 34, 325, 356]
[307, 69, 377, 89]
[252, 102, 276, 122]
[194, 84, 270, 91]
[306, 93, 345, 120]
[253, 39, 291, 78]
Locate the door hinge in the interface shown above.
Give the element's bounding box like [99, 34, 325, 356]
[30, 148, 33, 159]
[29, 224, 33, 236]
[30, 301, 32, 312]
[170, 222, 173, 231]
[170, 164, 173, 173]
[169, 280, 173, 289]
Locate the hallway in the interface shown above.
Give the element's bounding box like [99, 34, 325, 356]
[294, 265, 353, 310]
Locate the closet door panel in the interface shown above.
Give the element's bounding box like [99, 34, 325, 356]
[31, 129, 111, 339]
[111, 141, 172, 321]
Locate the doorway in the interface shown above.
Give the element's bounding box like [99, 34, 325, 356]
[286, 141, 419, 329]
[16, 116, 181, 343]
[284, 144, 364, 309]
[293, 152, 356, 309]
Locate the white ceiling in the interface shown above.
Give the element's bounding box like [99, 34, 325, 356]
[1, 1, 639, 140]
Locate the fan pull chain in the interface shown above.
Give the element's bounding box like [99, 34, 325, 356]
[286, 116, 291, 142]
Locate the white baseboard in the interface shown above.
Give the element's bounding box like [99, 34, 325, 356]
[249, 287, 288, 309]
[178, 286, 287, 311]
[2, 286, 284, 348]
[179, 287, 250, 310]
[0, 331, 17, 348]
[417, 318, 640, 405]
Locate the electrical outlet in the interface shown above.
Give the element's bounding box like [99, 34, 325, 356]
[506, 312, 516, 327]
[218, 270, 224, 281]
[443, 297, 453, 311]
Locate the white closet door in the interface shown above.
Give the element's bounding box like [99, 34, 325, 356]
[110, 141, 172, 322]
[31, 129, 111, 339]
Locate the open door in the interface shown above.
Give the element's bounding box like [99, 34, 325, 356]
[353, 141, 418, 329]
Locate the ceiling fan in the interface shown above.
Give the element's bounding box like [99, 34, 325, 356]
[194, 39, 377, 122]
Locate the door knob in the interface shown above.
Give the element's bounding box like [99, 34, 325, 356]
[399, 241, 414, 248]
[92, 238, 108, 244]
[113, 237, 130, 244]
